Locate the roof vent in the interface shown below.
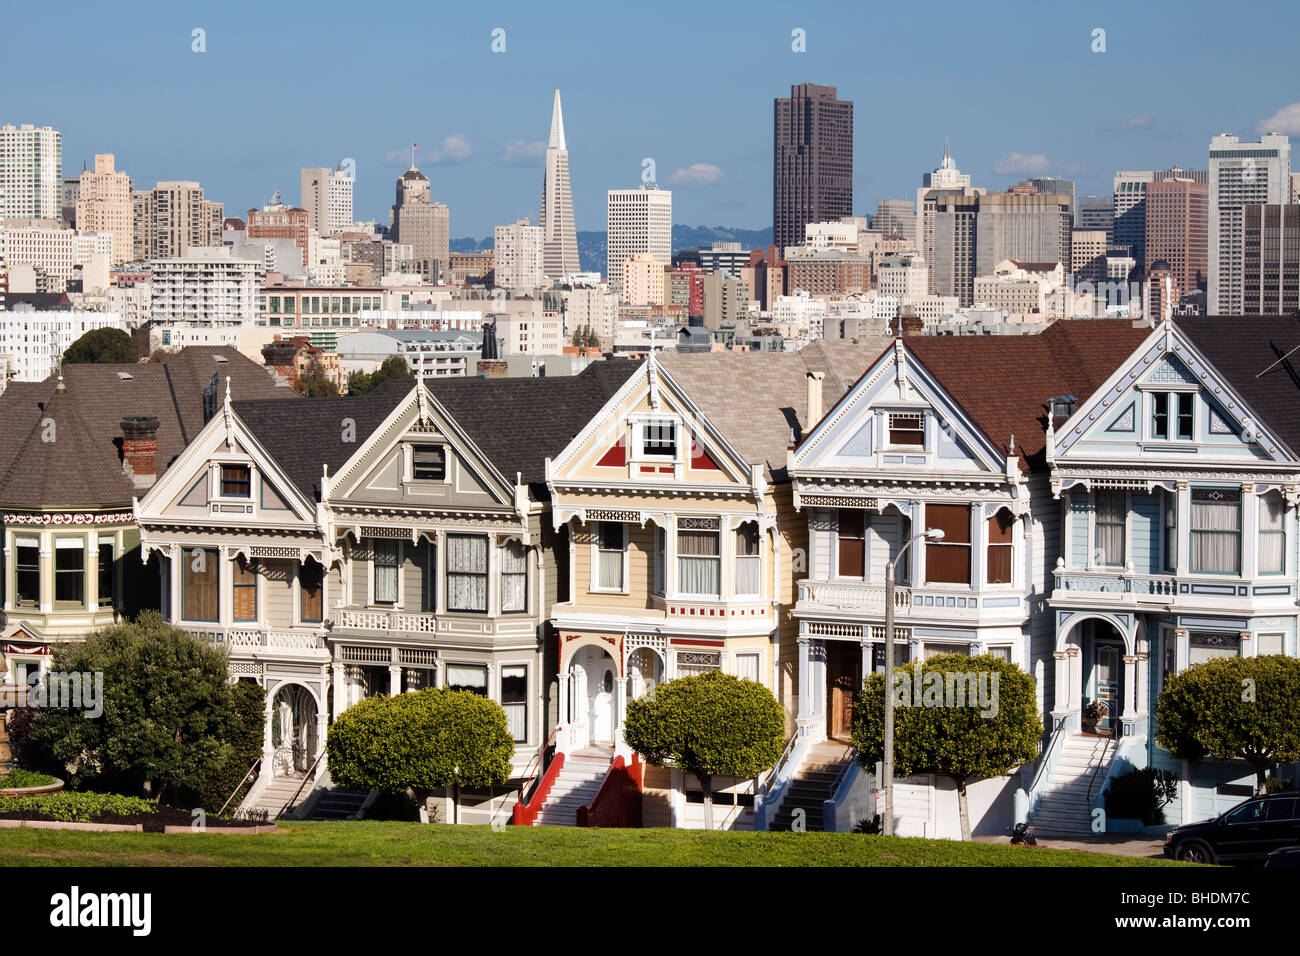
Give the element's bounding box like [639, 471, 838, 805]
[214, 354, 229, 363]
[1049, 395, 1077, 423]
[117, 371, 134, 381]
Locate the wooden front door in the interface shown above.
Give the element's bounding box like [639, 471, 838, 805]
[827, 642, 862, 741]
[1093, 642, 1121, 736]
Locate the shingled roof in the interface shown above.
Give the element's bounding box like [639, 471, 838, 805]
[1175, 316, 1300, 458]
[0, 347, 294, 510]
[426, 360, 639, 499]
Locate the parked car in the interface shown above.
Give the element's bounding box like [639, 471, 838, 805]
[1164, 792, 1300, 865]
[1265, 846, 1300, 868]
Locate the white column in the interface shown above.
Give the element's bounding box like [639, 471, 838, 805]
[434, 529, 445, 613]
[1052, 650, 1070, 715]
[796, 636, 813, 731]
[1121, 654, 1139, 724]
[1134, 653, 1150, 718]
[1175, 482, 1191, 577]
[1242, 485, 1258, 579]
[389, 661, 402, 695]
[332, 662, 347, 719]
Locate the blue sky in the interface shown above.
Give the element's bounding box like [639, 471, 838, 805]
[5, 0, 1299, 238]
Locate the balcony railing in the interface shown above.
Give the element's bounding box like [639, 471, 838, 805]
[1052, 570, 1177, 597]
[796, 578, 1021, 619]
[182, 626, 325, 651]
[799, 580, 912, 613]
[334, 608, 439, 633]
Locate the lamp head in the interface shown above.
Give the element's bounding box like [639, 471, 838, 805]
[925, 528, 944, 540]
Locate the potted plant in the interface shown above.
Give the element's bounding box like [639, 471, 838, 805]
[1082, 699, 1108, 734]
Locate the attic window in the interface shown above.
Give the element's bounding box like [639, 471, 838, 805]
[220, 464, 251, 497]
[642, 421, 677, 458]
[412, 445, 446, 481]
[888, 412, 925, 446]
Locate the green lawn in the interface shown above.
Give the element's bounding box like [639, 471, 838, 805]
[0, 821, 1186, 867]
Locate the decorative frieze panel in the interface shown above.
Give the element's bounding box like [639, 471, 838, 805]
[586, 509, 641, 523]
[800, 495, 880, 509]
[4, 512, 131, 526]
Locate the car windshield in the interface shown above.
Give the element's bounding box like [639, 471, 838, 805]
[1225, 801, 1267, 825]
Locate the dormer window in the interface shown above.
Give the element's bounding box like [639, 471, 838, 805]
[220, 464, 251, 497]
[1050, 395, 1077, 420]
[642, 421, 677, 458]
[888, 412, 925, 447]
[1152, 392, 1194, 441]
[412, 445, 446, 481]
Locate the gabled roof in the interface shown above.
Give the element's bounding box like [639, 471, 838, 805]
[426, 361, 639, 499]
[233, 379, 410, 503]
[902, 319, 1150, 472]
[0, 348, 293, 510]
[1175, 316, 1300, 458]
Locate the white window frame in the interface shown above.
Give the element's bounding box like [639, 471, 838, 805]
[404, 442, 451, 485]
[590, 521, 629, 594]
[369, 539, 402, 607]
[884, 408, 927, 450]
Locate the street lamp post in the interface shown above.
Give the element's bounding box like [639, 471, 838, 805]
[882, 527, 944, 837]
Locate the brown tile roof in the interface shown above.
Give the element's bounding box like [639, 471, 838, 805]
[0, 348, 294, 510]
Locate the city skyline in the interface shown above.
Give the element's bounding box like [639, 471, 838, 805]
[5, 0, 1299, 237]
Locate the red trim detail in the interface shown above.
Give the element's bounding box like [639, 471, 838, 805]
[595, 443, 626, 468]
[513, 751, 565, 826]
[578, 754, 643, 828]
[690, 445, 722, 471]
[669, 638, 725, 647]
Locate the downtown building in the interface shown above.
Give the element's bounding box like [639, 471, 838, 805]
[133, 181, 223, 261]
[0, 124, 61, 220]
[539, 90, 579, 281]
[391, 166, 450, 281]
[1113, 166, 1207, 269]
[607, 184, 671, 300]
[300, 166, 354, 238]
[1243, 203, 1300, 314]
[75, 154, 134, 266]
[493, 219, 545, 293]
[773, 83, 853, 251]
[1209, 133, 1291, 314]
[1144, 177, 1209, 295]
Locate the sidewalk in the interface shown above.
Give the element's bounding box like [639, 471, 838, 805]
[973, 833, 1166, 859]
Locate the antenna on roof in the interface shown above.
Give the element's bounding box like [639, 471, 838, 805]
[1255, 343, 1300, 379]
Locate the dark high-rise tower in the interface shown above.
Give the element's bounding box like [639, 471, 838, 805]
[773, 83, 853, 252]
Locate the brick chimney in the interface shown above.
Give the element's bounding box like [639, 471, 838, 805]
[120, 415, 160, 487]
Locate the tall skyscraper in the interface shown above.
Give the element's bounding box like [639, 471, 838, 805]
[917, 143, 981, 293]
[1077, 196, 1113, 239]
[539, 90, 579, 280]
[1209, 133, 1291, 314]
[606, 184, 671, 300]
[773, 83, 853, 251]
[300, 166, 354, 237]
[75, 154, 133, 265]
[1144, 178, 1208, 294]
[1114, 166, 1208, 275]
[0, 124, 62, 220]
[1020, 177, 1076, 224]
[391, 164, 450, 281]
[133, 181, 223, 260]
[1243, 204, 1300, 315]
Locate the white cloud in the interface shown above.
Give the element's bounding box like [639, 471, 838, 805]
[669, 163, 724, 188]
[383, 148, 412, 167]
[1257, 103, 1300, 136]
[1103, 115, 1155, 132]
[993, 152, 1054, 175]
[427, 134, 473, 165]
[502, 139, 547, 165]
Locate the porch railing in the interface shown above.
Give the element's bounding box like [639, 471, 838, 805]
[1021, 712, 1079, 823]
[217, 756, 262, 817]
[577, 754, 644, 828]
[334, 608, 440, 633]
[277, 749, 327, 820]
[1052, 570, 1177, 598]
[754, 728, 809, 831]
[798, 580, 912, 612]
[512, 725, 562, 825]
[183, 627, 325, 651]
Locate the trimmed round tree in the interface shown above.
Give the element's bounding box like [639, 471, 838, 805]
[622, 670, 785, 830]
[326, 687, 514, 822]
[62, 327, 137, 365]
[29, 611, 265, 808]
[1156, 654, 1300, 795]
[852, 654, 1039, 841]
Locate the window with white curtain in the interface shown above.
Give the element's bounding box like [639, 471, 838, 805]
[1259, 492, 1285, 574]
[501, 665, 527, 741]
[446, 663, 488, 695]
[1190, 488, 1241, 574]
[735, 652, 761, 682]
[1258, 633, 1285, 656]
[677, 523, 721, 597]
[372, 539, 399, 604]
[676, 650, 721, 676]
[734, 523, 761, 597]
[1188, 631, 1240, 665]
[1094, 491, 1126, 567]
[500, 540, 527, 612]
[595, 522, 625, 590]
[446, 534, 488, 612]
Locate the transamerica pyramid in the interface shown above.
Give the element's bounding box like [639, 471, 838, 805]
[539, 89, 579, 280]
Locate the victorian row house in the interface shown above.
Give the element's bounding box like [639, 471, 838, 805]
[7, 320, 1300, 836]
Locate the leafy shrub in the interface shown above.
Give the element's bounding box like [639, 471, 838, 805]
[853, 814, 883, 834]
[1104, 767, 1178, 825]
[1265, 776, 1295, 793]
[0, 790, 156, 822]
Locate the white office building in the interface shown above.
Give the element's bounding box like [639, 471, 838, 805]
[0, 221, 112, 290]
[300, 166, 354, 237]
[149, 247, 264, 325]
[0, 305, 124, 381]
[493, 218, 545, 293]
[0, 124, 61, 220]
[1208, 133, 1291, 314]
[606, 184, 671, 299]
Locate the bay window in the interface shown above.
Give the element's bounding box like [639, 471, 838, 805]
[837, 509, 866, 578]
[447, 663, 488, 696]
[1188, 631, 1240, 665]
[372, 539, 399, 604]
[54, 539, 85, 606]
[14, 537, 39, 607]
[677, 521, 721, 597]
[734, 522, 761, 596]
[652, 527, 665, 596]
[446, 534, 488, 612]
[500, 540, 527, 612]
[1190, 488, 1241, 574]
[1259, 491, 1285, 574]
[986, 510, 1014, 584]
[182, 547, 219, 622]
[1163, 490, 1178, 572]
[1094, 491, 1126, 567]
[925, 504, 971, 585]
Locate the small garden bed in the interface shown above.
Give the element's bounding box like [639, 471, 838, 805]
[0, 790, 268, 832]
[0, 768, 63, 797]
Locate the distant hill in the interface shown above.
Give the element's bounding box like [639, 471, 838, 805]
[452, 225, 772, 275]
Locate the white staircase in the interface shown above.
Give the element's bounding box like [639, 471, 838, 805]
[246, 773, 307, 820]
[532, 749, 612, 827]
[1030, 734, 1116, 835]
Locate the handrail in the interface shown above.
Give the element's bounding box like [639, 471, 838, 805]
[1086, 736, 1118, 802]
[828, 745, 859, 796]
[512, 750, 567, 826]
[518, 724, 561, 806]
[217, 756, 262, 817]
[278, 750, 326, 819]
[761, 731, 801, 795]
[1025, 716, 1073, 814]
[577, 754, 643, 828]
